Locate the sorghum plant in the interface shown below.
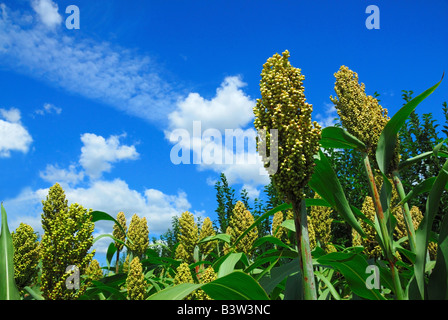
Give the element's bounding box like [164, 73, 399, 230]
[113, 211, 127, 273]
[226, 201, 258, 255]
[126, 257, 147, 300]
[40, 184, 95, 300]
[11, 223, 39, 292]
[198, 217, 216, 256]
[254, 50, 321, 299]
[127, 214, 149, 259]
[175, 211, 199, 263]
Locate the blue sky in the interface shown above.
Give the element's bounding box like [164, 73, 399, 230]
[0, 0, 447, 262]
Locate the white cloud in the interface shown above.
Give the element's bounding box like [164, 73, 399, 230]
[0, 4, 179, 123]
[31, 0, 62, 29]
[0, 107, 33, 157]
[80, 133, 139, 179]
[168, 76, 254, 133]
[39, 164, 84, 186]
[241, 184, 261, 200]
[315, 102, 338, 128]
[34, 103, 62, 116]
[166, 77, 270, 188]
[0, 107, 21, 122]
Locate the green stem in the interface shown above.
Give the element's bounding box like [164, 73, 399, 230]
[391, 261, 405, 300]
[292, 198, 317, 300]
[362, 153, 392, 258]
[362, 153, 405, 299]
[392, 170, 417, 253]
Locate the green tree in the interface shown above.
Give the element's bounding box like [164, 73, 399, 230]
[214, 173, 236, 234]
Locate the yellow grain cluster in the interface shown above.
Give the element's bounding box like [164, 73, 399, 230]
[127, 214, 149, 258]
[113, 211, 127, 252]
[330, 66, 400, 171]
[11, 223, 40, 292]
[271, 210, 294, 245]
[225, 201, 258, 255]
[126, 257, 148, 300]
[254, 50, 321, 202]
[308, 194, 336, 253]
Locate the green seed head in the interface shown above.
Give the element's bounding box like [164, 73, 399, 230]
[254, 50, 321, 203]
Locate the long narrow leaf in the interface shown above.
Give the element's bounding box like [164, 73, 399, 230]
[428, 214, 448, 299]
[309, 149, 366, 237]
[414, 159, 448, 299]
[376, 75, 444, 174]
[0, 204, 21, 300]
[320, 126, 366, 150]
[317, 251, 385, 300]
[232, 203, 291, 249]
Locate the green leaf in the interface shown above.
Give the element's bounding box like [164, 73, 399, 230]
[106, 242, 117, 268]
[376, 75, 444, 174]
[217, 252, 243, 278]
[395, 177, 436, 207]
[147, 271, 269, 300]
[91, 211, 127, 237]
[305, 197, 332, 208]
[198, 233, 231, 244]
[251, 235, 294, 251]
[259, 258, 300, 295]
[281, 219, 295, 232]
[428, 214, 448, 299]
[317, 251, 385, 300]
[414, 159, 448, 299]
[23, 286, 44, 300]
[0, 203, 21, 300]
[320, 126, 366, 150]
[309, 149, 366, 237]
[202, 271, 269, 300]
[398, 151, 433, 172]
[232, 203, 291, 249]
[147, 282, 202, 300]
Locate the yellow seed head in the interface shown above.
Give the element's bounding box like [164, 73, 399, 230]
[254, 50, 321, 202]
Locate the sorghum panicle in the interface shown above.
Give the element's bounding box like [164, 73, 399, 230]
[126, 257, 148, 300]
[253, 50, 321, 202]
[12, 223, 40, 292]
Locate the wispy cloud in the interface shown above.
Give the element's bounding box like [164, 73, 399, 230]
[31, 0, 62, 29]
[34, 102, 62, 116]
[315, 102, 338, 128]
[0, 3, 179, 123]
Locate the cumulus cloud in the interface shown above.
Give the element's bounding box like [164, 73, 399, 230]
[80, 133, 139, 179]
[168, 76, 255, 133]
[166, 76, 269, 189]
[0, 107, 33, 157]
[31, 0, 62, 29]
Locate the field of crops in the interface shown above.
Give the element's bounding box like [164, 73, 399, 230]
[1, 51, 447, 301]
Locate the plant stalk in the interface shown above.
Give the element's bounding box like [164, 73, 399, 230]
[362, 153, 405, 299]
[392, 170, 417, 253]
[362, 153, 392, 258]
[292, 198, 317, 300]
